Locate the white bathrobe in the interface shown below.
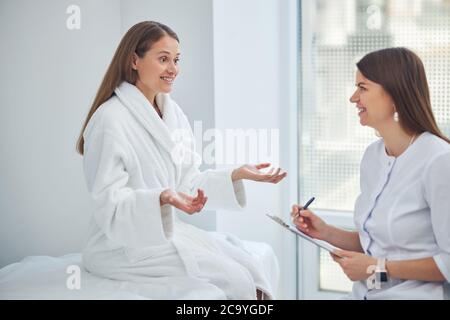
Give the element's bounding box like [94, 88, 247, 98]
[81, 82, 279, 299]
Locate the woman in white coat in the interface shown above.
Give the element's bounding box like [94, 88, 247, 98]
[76, 21, 286, 300]
[292, 47, 450, 299]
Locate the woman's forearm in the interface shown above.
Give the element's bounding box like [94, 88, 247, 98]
[231, 168, 242, 182]
[386, 257, 445, 282]
[326, 226, 364, 253]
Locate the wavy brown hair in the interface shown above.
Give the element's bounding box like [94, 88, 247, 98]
[357, 47, 450, 143]
[76, 21, 179, 155]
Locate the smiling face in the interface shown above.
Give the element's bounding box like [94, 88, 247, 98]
[349, 70, 396, 130]
[132, 35, 180, 103]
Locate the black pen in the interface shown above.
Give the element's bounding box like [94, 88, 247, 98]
[302, 197, 315, 210]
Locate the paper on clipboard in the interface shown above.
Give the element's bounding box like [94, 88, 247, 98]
[266, 214, 343, 257]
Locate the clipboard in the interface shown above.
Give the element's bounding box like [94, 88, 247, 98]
[266, 214, 343, 257]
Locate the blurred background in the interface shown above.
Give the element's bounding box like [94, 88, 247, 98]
[1, 0, 449, 299]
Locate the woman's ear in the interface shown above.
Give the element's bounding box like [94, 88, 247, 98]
[131, 52, 139, 71]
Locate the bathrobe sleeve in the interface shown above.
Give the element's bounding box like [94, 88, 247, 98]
[83, 128, 167, 249]
[174, 111, 246, 211]
[184, 167, 247, 211]
[424, 151, 450, 282]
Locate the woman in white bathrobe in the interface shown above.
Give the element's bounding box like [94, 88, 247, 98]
[292, 48, 450, 299]
[76, 21, 286, 300]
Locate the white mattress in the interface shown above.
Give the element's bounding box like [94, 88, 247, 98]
[0, 241, 277, 300]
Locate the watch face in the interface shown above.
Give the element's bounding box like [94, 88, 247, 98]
[378, 271, 388, 283]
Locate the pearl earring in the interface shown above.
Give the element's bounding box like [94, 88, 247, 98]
[393, 104, 399, 122]
[393, 111, 399, 122]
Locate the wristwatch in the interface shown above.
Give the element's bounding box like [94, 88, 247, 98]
[376, 258, 388, 284]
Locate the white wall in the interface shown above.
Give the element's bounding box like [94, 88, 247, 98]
[0, 0, 121, 267]
[213, 0, 297, 299]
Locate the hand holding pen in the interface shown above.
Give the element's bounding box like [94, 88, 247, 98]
[291, 197, 330, 241]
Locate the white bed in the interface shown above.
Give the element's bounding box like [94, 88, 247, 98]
[0, 241, 278, 300]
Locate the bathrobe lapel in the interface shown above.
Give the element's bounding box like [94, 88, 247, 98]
[114, 82, 183, 186]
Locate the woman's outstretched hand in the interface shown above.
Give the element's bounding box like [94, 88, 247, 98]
[231, 163, 287, 183]
[160, 188, 207, 214]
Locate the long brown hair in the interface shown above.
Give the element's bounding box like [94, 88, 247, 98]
[357, 47, 450, 143]
[76, 21, 179, 155]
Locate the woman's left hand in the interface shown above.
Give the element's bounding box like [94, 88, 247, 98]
[231, 163, 287, 183]
[331, 250, 377, 282]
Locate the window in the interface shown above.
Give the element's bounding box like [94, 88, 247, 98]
[298, 0, 450, 296]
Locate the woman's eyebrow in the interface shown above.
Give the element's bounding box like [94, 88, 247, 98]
[157, 50, 180, 56]
[356, 82, 368, 87]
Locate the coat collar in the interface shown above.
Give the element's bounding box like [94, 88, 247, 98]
[114, 81, 176, 156]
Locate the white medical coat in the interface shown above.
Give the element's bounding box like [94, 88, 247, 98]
[351, 132, 450, 299]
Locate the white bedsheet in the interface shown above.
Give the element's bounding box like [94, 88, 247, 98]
[0, 241, 278, 300]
